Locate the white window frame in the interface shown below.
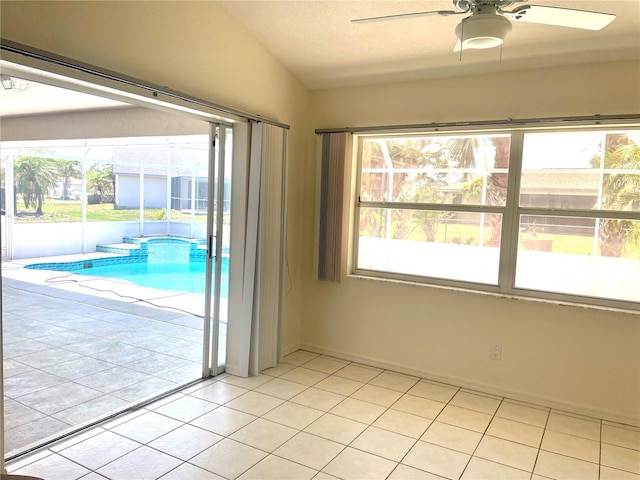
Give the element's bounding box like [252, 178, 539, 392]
[352, 125, 640, 312]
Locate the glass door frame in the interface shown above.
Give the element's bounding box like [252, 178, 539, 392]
[202, 123, 228, 377]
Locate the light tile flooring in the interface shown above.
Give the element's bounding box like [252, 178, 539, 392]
[7, 350, 640, 480]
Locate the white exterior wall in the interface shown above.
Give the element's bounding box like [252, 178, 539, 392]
[116, 175, 167, 209]
[5, 220, 225, 259]
[7, 222, 139, 258]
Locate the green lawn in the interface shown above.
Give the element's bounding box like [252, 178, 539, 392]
[436, 223, 639, 257]
[14, 199, 639, 258]
[371, 221, 640, 258]
[438, 224, 595, 255]
[14, 199, 208, 223]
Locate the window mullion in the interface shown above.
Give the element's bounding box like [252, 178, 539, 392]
[517, 207, 639, 221]
[357, 201, 504, 215]
[352, 136, 365, 276]
[498, 131, 524, 294]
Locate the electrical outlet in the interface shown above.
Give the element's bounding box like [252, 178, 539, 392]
[491, 343, 502, 360]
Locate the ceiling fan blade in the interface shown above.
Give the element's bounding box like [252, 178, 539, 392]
[510, 5, 615, 30]
[352, 10, 462, 24]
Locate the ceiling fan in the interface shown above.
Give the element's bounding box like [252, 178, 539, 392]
[352, 1, 616, 51]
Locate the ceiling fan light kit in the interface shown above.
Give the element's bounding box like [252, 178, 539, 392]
[455, 14, 512, 49]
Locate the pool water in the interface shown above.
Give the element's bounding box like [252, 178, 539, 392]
[72, 259, 229, 296]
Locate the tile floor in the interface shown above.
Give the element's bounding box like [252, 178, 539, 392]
[7, 350, 640, 480]
[2, 264, 207, 456]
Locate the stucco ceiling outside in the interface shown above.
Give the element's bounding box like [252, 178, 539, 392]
[0, 80, 128, 117]
[1, 0, 638, 117]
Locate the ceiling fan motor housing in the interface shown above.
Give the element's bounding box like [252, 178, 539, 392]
[454, 0, 524, 11]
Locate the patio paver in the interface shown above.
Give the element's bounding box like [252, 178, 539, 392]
[2, 261, 207, 457]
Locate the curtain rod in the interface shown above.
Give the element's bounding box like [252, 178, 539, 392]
[1, 38, 290, 130]
[315, 114, 640, 134]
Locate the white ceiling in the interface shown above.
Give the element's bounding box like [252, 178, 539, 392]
[220, 0, 640, 89]
[1, 0, 638, 117]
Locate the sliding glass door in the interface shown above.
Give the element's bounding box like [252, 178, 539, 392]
[1, 76, 232, 458]
[203, 124, 231, 376]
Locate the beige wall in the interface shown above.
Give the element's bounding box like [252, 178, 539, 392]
[305, 61, 640, 425]
[311, 60, 640, 128]
[0, 0, 311, 351]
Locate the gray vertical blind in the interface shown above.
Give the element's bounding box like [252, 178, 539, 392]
[318, 132, 347, 282]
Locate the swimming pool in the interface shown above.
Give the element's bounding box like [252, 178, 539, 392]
[26, 238, 229, 296]
[69, 259, 228, 296]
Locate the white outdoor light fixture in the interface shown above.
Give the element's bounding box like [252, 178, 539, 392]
[455, 14, 512, 49]
[1, 74, 29, 91]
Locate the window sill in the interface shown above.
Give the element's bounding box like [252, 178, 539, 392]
[346, 273, 640, 316]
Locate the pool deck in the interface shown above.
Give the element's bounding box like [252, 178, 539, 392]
[2, 257, 214, 458]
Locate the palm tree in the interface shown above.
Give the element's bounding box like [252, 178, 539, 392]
[360, 139, 435, 239]
[448, 136, 489, 182]
[400, 173, 451, 241]
[56, 159, 81, 200]
[87, 165, 115, 203]
[372, 139, 452, 241]
[449, 135, 509, 246]
[14, 156, 58, 215]
[361, 136, 509, 243]
[452, 136, 511, 246]
[486, 136, 510, 246]
[598, 135, 640, 257]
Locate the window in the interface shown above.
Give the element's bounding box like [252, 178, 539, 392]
[354, 127, 640, 309]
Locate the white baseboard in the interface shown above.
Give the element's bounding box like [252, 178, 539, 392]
[282, 343, 301, 357]
[224, 364, 244, 377]
[300, 343, 640, 428]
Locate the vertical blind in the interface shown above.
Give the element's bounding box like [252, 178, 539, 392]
[227, 122, 288, 377]
[249, 123, 288, 375]
[318, 132, 348, 282]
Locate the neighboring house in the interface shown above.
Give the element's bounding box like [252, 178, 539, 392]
[519, 170, 600, 209]
[110, 141, 230, 213]
[113, 163, 169, 209]
[439, 170, 601, 234]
